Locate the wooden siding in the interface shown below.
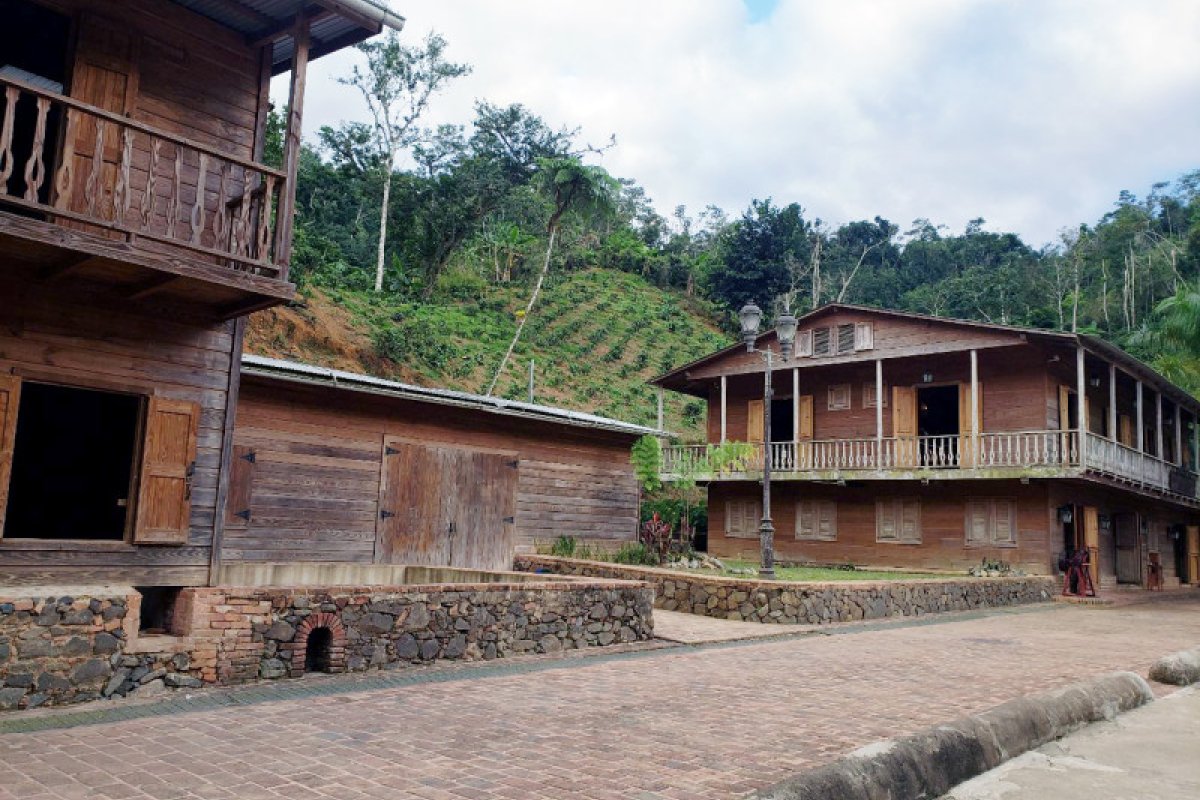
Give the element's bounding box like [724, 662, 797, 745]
[0, 274, 234, 586]
[225, 380, 640, 569]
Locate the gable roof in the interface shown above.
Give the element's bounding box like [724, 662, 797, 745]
[650, 303, 1199, 411]
[241, 354, 662, 438]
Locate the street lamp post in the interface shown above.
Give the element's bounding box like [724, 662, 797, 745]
[738, 302, 798, 579]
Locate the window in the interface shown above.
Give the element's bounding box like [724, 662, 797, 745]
[864, 382, 888, 409]
[835, 323, 856, 355]
[965, 499, 1017, 547]
[812, 327, 832, 357]
[726, 500, 761, 539]
[877, 498, 921, 544]
[797, 500, 837, 541]
[828, 384, 851, 411]
[854, 322, 874, 351]
[796, 330, 813, 357]
[0, 379, 199, 544]
[801, 321, 873, 358]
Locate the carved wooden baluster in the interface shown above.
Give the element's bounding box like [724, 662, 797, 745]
[0, 87, 20, 194]
[213, 161, 230, 252]
[236, 170, 253, 260]
[23, 96, 50, 202]
[84, 116, 106, 214]
[53, 108, 78, 209]
[166, 146, 182, 239]
[112, 127, 133, 224]
[141, 137, 160, 230]
[190, 153, 208, 245]
[256, 174, 276, 261]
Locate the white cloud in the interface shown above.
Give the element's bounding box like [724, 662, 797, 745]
[285, 0, 1200, 247]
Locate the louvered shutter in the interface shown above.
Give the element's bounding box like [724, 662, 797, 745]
[992, 500, 1016, 545]
[836, 323, 856, 354]
[813, 327, 831, 356]
[900, 498, 922, 543]
[0, 376, 20, 538]
[876, 499, 897, 542]
[134, 397, 199, 545]
[854, 322, 874, 351]
[965, 499, 990, 545]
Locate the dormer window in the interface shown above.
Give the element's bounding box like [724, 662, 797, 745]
[798, 321, 874, 358]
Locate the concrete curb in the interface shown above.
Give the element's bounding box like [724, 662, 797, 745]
[755, 671, 1154, 800]
[1148, 646, 1200, 686]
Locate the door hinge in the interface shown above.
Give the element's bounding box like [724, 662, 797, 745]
[234, 509, 251, 522]
[385, 445, 400, 456]
[240, 450, 256, 463]
[380, 509, 395, 520]
[502, 516, 515, 524]
[506, 459, 519, 469]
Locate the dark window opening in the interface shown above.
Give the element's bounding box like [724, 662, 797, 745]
[305, 627, 333, 673]
[136, 586, 184, 634]
[770, 398, 794, 442]
[0, 0, 71, 205]
[4, 382, 141, 540]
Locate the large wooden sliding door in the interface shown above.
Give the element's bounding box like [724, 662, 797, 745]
[1114, 513, 1141, 584]
[1187, 525, 1199, 585]
[376, 440, 517, 570]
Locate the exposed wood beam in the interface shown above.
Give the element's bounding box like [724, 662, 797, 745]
[125, 274, 183, 301]
[200, 0, 276, 29]
[246, 6, 333, 48]
[38, 253, 97, 281]
[274, 13, 311, 280]
[311, 0, 382, 33]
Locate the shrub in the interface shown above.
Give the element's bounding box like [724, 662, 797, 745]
[612, 542, 657, 566]
[549, 535, 578, 557]
[640, 513, 673, 562]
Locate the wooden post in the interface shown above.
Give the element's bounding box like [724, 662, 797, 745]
[274, 13, 310, 278]
[1108, 363, 1117, 442]
[1175, 400, 1183, 466]
[528, 359, 535, 404]
[1136, 380, 1144, 453]
[656, 386, 664, 432]
[1193, 410, 1199, 472]
[720, 374, 727, 443]
[208, 317, 246, 586]
[1157, 391, 1165, 460]
[792, 367, 799, 443]
[1076, 346, 1087, 469]
[875, 358, 884, 443]
[970, 349, 980, 454]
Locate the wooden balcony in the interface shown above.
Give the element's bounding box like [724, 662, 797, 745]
[0, 74, 293, 317]
[661, 430, 1199, 504]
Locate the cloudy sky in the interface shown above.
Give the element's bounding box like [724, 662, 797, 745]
[288, 0, 1200, 247]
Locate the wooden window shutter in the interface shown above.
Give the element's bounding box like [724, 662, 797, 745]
[224, 445, 257, 529]
[1118, 414, 1133, 447]
[797, 395, 814, 440]
[747, 400, 764, 443]
[965, 499, 990, 545]
[134, 397, 199, 545]
[796, 500, 815, 540]
[828, 384, 851, 411]
[836, 323, 856, 354]
[854, 322, 874, 351]
[863, 382, 888, 409]
[818, 501, 837, 541]
[899, 498, 921, 543]
[813, 327, 831, 356]
[0, 376, 20, 538]
[992, 500, 1016, 545]
[876, 499, 897, 542]
[797, 330, 813, 358]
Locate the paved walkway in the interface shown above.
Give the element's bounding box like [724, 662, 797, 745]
[1, 601, 1197, 800]
[945, 687, 1200, 799]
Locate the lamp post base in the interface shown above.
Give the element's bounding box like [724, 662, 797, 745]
[758, 518, 776, 579]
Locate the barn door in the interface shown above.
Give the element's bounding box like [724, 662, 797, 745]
[60, 14, 139, 223]
[133, 397, 199, 545]
[1114, 513, 1141, 584]
[1187, 525, 1199, 585]
[376, 440, 444, 565]
[957, 382, 982, 467]
[796, 394, 813, 469]
[446, 450, 517, 570]
[892, 386, 917, 467]
[0, 376, 20, 538]
[1082, 506, 1100, 589]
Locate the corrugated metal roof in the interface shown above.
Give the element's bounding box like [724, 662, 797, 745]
[240, 354, 663, 438]
[168, 0, 404, 74]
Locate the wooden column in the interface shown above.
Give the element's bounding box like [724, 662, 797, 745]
[970, 348, 980, 443]
[274, 14, 311, 278]
[1193, 411, 1199, 472]
[792, 367, 800, 443]
[1136, 381, 1144, 452]
[720, 374, 727, 443]
[1175, 400, 1183, 466]
[1157, 391, 1165, 460]
[1076, 346, 1087, 469]
[1108, 363, 1118, 442]
[875, 358, 884, 444]
[656, 387, 664, 432]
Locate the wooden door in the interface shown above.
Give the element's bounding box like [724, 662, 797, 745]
[0, 376, 20, 538]
[1187, 525, 1199, 585]
[892, 386, 917, 467]
[747, 400, 764, 443]
[957, 382, 982, 467]
[133, 397, 199, 545]
[1114, 513, 1141, 584]
[796, 394, 813, 469]
[1082, 506, 1100, 589]
[1118, 415, 1134, 447]
[376, 440, 518, 570]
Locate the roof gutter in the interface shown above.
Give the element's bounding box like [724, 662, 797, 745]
[318, 0, 405, 32]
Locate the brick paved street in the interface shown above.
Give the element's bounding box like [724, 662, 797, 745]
[1, 601, 1197, 800]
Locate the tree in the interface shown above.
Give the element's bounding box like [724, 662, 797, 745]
[338, 30, 470, 292]
[706, 199, 810, 314]
[486, 157, 619, 395]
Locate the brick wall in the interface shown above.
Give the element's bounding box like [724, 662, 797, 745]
[515, 555, 1057, 624]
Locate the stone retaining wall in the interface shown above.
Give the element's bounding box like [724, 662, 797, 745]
[514, 555, 1056, 624]
[0, 579, 653, 712]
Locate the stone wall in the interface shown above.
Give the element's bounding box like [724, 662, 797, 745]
[0, 578, 653, 712]
[514, 556, 1057, 624]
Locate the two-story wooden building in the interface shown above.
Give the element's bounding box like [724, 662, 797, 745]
[654, 304, 1200, 589]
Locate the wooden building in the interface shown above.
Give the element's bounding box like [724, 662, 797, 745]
[653, 304, 1200, 588]
[220, 356, 648, 573]
[0, 0, 406, 587]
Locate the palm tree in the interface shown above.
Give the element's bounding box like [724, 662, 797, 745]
[486, 157, 618, 396]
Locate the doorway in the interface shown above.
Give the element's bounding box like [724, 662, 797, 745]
[917, 385, 959, 466]
[770, 398, 794, 442]
[1113, 513, 1141, 584]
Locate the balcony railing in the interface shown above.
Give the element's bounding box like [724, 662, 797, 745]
[661, 429, 1198, 500]
[0, 74, 287, 278]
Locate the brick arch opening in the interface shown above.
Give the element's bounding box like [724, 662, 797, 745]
[289, 612, 347, 675]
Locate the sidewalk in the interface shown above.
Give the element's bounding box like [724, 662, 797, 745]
[944, 687, 1200, 799]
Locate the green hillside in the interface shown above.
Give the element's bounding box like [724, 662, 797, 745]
[247, 268, 728, 437]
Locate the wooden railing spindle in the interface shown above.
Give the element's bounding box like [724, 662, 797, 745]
[23, 96, 50, 202]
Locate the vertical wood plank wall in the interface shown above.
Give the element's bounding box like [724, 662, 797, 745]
[225, 380, 641, 569]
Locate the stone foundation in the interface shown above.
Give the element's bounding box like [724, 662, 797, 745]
[0, 578, 653, 712]
[514, 555, 1057, 624]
